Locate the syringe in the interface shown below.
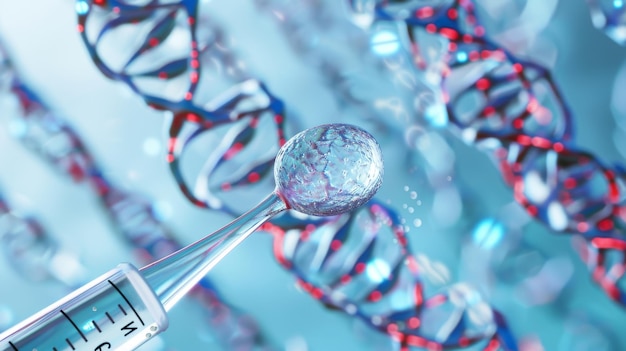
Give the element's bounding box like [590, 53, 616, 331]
[0, 123, 383, 351]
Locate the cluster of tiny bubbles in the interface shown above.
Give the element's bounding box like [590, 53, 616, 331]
[399, 184, 423, 233]
[403, 127, 463, 230]
[369, 0, 626, 309]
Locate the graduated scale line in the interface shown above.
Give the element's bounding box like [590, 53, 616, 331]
[108, 281, 144, 326]
[60, 310, 88, 342]
[0, 35, 276, 350]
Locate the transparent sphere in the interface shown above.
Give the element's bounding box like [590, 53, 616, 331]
[274, 124, 384, 216]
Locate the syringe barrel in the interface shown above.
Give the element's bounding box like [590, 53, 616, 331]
[0, 263, 168, 351]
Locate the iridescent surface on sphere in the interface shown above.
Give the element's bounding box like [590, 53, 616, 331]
[274, 124, 383, 216]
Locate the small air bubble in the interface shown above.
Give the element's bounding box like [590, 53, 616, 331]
[146, 333, 152, 338]
[408, 207, 414, 213]
[413, 219, 422, 227]
[410, 191, 417, 199]
[417, 200, 422, 206]
[151, 326, 157, 331]
[402, 203, 408, 209]
[403, 185, 409, 191]
[92, 307, 97, 312]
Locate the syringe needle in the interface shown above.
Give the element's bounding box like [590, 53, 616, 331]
[140, 193, 287, 312]
[140, 123, 384, 313]
[0, 124, 383, 351]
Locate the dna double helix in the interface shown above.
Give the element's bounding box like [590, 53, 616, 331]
[266, 200, 516, 350]
[0, 38, 276, 350]
[74, 0, 518, 349]
[76, 0, 287, 217]
[362, 0, 626, 306]
[0, 191, 88, 289]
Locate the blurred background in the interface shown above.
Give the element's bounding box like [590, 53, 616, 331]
[0, 0, 625, 350]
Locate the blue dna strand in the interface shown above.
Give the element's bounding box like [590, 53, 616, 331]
[73, 0, 519, 349]
[264, 199, 517, 350]
[76, 0, 287, 217]
[0, 191, 88, 290]
[0, 38, 278, 351]
[255, 0, 427, 134]
[358, 0, 626, 305]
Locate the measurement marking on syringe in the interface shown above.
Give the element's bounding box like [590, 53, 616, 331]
[118, 304, 127, 315]
[92, 320, 102, 332]
[66, 338, 75, 350]
[108, 280, 144, 326]
[105, 312, 114, 324]
[60, 310, 88, 342]
[8, 341, 18, 351]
